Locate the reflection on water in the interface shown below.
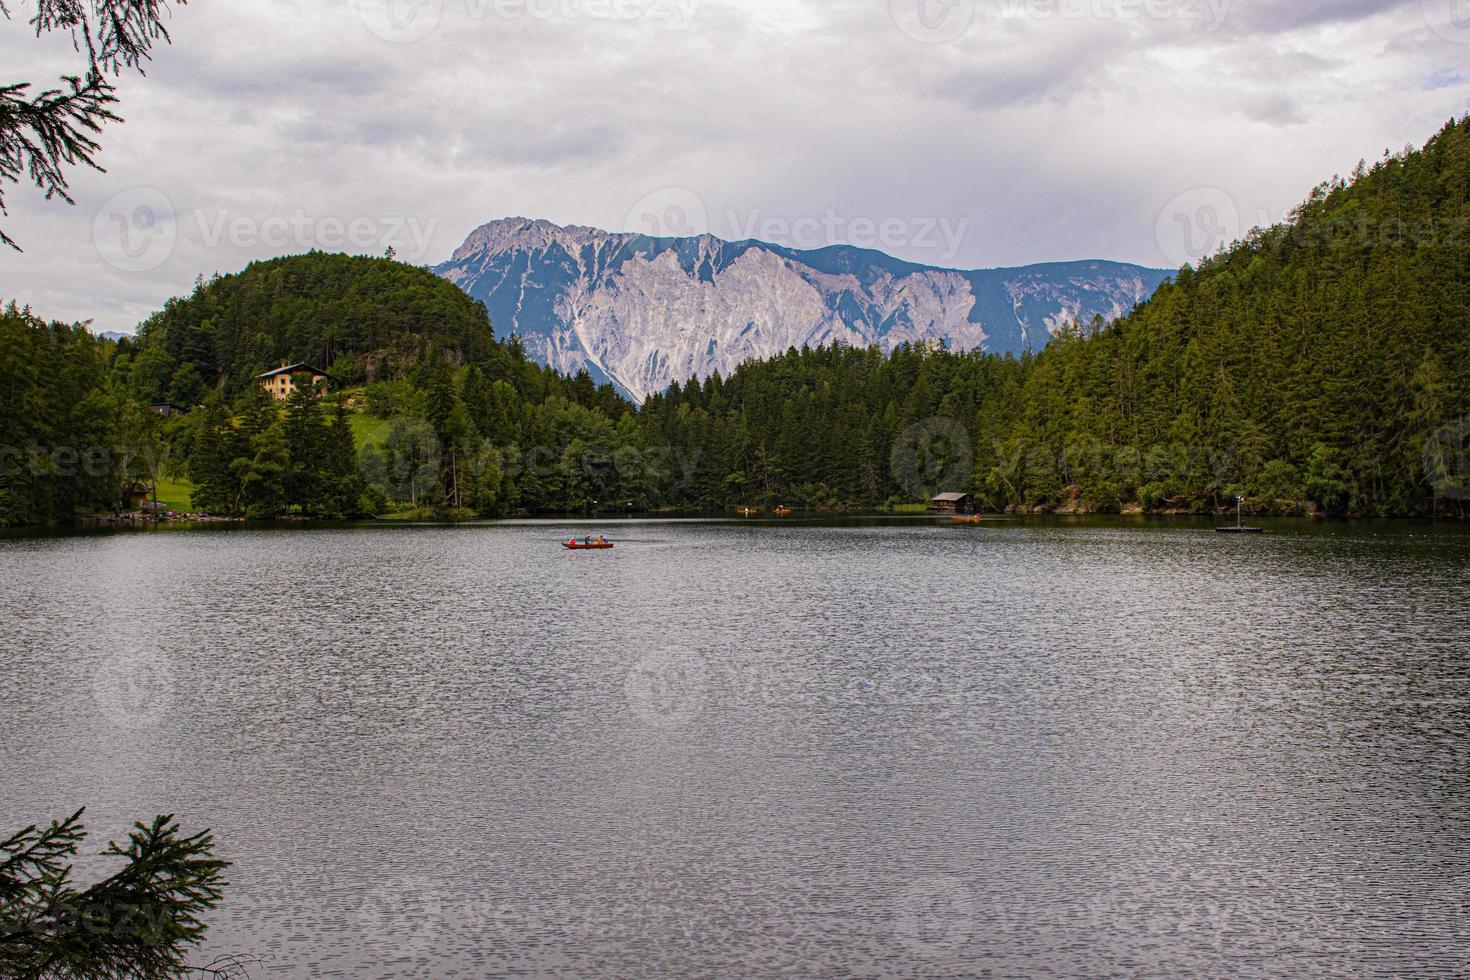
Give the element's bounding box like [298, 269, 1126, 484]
[2, 519, 1468, 977]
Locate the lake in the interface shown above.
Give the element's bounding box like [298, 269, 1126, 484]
[2, 517, 1468, 977]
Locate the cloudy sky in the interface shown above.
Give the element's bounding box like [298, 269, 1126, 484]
[2, 0, 1467, 333]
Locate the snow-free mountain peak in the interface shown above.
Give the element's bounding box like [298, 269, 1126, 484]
[435, 218, 1171, 402]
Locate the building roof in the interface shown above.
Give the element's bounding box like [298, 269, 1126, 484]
[257, 363, 330, 379]
[932, 492, 973, 502]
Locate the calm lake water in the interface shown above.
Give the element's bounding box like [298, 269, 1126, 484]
[2, 517, 1468, 978]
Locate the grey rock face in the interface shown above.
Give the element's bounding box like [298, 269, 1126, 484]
[436, 217, 1170, 402]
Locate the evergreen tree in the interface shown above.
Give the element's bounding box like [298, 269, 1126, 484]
[282, 381, 328, 514]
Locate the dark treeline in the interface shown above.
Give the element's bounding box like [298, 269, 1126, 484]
[0, 308, 123, 525]
[2, 119, 1468, 525]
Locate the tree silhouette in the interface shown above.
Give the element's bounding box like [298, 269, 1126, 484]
[1, 0, 187, 250]
[0, 808, 256, 978]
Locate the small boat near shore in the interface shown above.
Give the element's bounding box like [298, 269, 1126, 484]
[563, 537, 615, 550]
[737, 507, 758, 517]
[773, 506, 793, 516]
[951, 515, 984, 525]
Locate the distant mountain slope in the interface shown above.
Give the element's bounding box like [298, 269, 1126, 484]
[434, 219, 1170, 402]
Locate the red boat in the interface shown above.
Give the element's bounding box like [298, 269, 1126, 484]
[563, 538, 614, 550]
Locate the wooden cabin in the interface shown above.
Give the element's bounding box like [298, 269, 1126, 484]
[122, 481, 151, 510]
[257, 363, 333, 401]
[932, 492, 974, 515]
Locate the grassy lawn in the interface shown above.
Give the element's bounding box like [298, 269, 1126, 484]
[153, 476, 197, 512]
[349, 412, 390, 450]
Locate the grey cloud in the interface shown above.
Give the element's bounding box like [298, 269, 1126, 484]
[0, 0, 1461, 333]
[1219, 0, 1416, 34]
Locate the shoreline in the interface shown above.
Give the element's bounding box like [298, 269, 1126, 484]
[6, 510, 1468, 537]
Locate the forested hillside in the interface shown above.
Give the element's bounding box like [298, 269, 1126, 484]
[643, 117, 1470, 517]
[130, 253, 501, 396]
[2, 120, 1466, 525]
[0, 308, 122, 525]
[1, 253, 633, 524]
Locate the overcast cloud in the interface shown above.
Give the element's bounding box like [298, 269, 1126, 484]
[1, 0, 1467, 333]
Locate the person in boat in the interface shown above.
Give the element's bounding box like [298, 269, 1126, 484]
[598, 535, 608, 544]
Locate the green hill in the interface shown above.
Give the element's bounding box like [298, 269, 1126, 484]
[131, 252, 497, 395]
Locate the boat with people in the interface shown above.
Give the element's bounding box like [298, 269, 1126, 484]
[737, 507, 758, 517]
[951, 515, 985, 524]
[772, 506, 793, 516]
[564, 535, 615, 550]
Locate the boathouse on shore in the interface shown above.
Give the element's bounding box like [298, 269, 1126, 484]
[932, 492, 974, 515]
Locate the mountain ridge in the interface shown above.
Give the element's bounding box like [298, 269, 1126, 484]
[434, 217, 1171, 402]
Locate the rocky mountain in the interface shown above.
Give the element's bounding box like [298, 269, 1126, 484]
[435, 218, 1171, 402]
